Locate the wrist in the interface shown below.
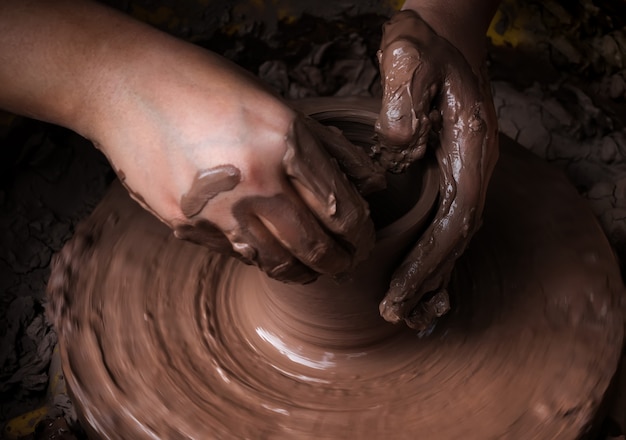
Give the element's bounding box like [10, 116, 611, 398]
[400, 0, 499, 68]
[59, 6, 169, 142]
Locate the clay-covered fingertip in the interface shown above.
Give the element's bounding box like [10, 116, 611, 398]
[378, 298, 402, 324]
[404, 290, 451, 332]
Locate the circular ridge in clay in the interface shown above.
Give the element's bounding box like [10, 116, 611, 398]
[47, 98, 624, 439]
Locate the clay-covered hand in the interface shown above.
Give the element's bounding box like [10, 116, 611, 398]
[88, 42, 383, 284]
[375, 10, 499, 329]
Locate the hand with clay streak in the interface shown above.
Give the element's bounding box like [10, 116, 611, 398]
[0, 0, 385, 284]
[375, 6, 500, 330]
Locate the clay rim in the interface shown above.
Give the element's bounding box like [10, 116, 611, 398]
[298, 96, 439, 241]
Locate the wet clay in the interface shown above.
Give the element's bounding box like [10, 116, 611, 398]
[47, 99, 624, 439]
[180, 165, 241, 218]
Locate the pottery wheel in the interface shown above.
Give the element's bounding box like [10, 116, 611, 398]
[47, 99, 624, 439]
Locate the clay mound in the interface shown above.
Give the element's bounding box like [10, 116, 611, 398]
[46, 101, 624, 439]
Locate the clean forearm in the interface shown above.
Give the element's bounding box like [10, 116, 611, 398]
[401, 0, 501, 67]
[0, 0, 158, 136]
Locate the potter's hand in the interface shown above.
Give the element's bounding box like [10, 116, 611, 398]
[0, 1, 383, 284]
[98, 51, 384, 284]
[375, 9, 499, 329]
[0, 1, 384, 285]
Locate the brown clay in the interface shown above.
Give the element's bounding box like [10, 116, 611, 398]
[180, 165, 241, 218]
[47, 98, 624, 439]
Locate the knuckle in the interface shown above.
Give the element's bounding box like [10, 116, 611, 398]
[269, 260, 319, 284]
[303, 241, 332, 267]
[332, 205, 367, 238]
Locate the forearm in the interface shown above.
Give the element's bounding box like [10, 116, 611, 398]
[0, 0, 164, 137]
[401, 0, 500, 67]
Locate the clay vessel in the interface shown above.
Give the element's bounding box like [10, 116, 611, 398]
[239, 97, 439, 352]
[46, 98, 624, 440]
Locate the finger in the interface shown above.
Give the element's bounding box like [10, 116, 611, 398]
[379, 103, 485, 325]
[173, 219, 236, 255]
[380, 124, 496, 327]
[376, 39, 439, 173]
[226, 207, 319, 284]
[283, 117, 376, 264]
[380, 243, 457, 328]
[233, 191, 356, 277]
[302, 116, 386, 195]
[173, 218, 310, 282]
[405, 289, 451, 332]
[378, 195, 461, 328]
